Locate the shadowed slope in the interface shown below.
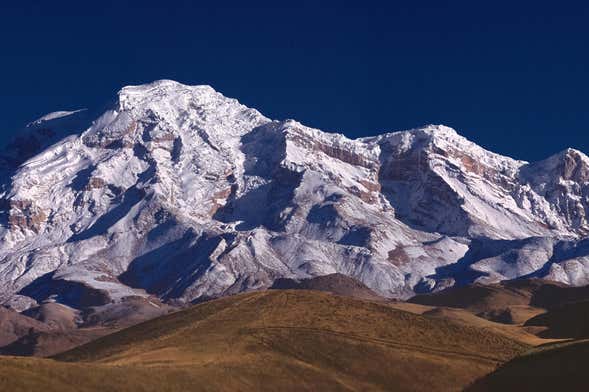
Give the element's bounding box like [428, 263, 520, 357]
[0, 307, 50, 347]
[408, 279, 589, 325]
[22, 303, 78, 330]
[524, 300, 589, 339]
[467, 340, 589, 391]
[389, 302, 559, 347]
[0, 297, 175, 357]
[410, 281, 537, 312]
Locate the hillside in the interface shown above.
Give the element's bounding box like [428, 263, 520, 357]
[0, 307, 50, 347]
[408, 279, 589, 325]
[467, 340, 589, 391]
[269, 273, 384, 301]
[0, 290, 529, 391]
[524, 300, 589, 339]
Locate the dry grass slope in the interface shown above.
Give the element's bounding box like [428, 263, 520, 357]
[409, 281, 542, 324]
[0, 290, 530, 391]
[269, 273, 384, 301]
[467, 339, 589, 391]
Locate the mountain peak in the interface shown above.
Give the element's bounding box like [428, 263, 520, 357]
[373, 124, 526, 170]
[118, 79, 216, 97]
[561, 147, 589, 161]
[4, 80, 589, 312]
[117, 80, 222, 111]
[105, 80, 269, 143]
[531, 147, 589, 170]
[417, 124, 459, 136]
[526, 147, 589, 184]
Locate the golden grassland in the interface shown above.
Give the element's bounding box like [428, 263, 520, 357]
[388, 301, 561, 346]
[0, 290, 532, 391]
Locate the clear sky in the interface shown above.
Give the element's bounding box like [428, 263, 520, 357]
[1, 1, 587, 161]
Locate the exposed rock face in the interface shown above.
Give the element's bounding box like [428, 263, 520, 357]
[6, 199, 47, 233]
[519, 149, 589, 234]
[1, 79, 589, 312]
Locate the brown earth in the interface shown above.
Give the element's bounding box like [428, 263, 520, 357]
[0, 307, 50, 347]
[389, 302, 559, 346]
[22, 303, 78, 330]
[524, 300, 589, 339]
[3, 276, 589, 390]
[408, 278, 589, 326]
[269, 273, 384, 301]
[467, 339, 589, 391]
[0, 296, 174, 357]
[0, 290, 530, 392]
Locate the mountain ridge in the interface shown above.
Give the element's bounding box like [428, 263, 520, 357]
[1, 79, 589, 314]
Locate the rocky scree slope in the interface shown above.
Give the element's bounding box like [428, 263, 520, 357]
[1, 80, 589, 314]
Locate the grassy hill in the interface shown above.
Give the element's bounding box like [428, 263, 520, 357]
[467, 339, 589, 391]
[0, 290, 529, 391]
[408, 278, 589, 327]
[409, 280, 546, 324]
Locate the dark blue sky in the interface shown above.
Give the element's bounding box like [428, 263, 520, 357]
[1, 1, 588, 161]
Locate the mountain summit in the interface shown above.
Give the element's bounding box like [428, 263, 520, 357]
[1, 80, 589, 311]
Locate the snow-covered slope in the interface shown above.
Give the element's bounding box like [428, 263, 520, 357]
[1, 80, 589, 311]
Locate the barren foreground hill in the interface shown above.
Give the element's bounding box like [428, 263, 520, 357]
[0, 290, 528, 392]
[468, 339, 589, 391]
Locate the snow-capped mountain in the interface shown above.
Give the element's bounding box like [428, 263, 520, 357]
[1, 79, 589, 311]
